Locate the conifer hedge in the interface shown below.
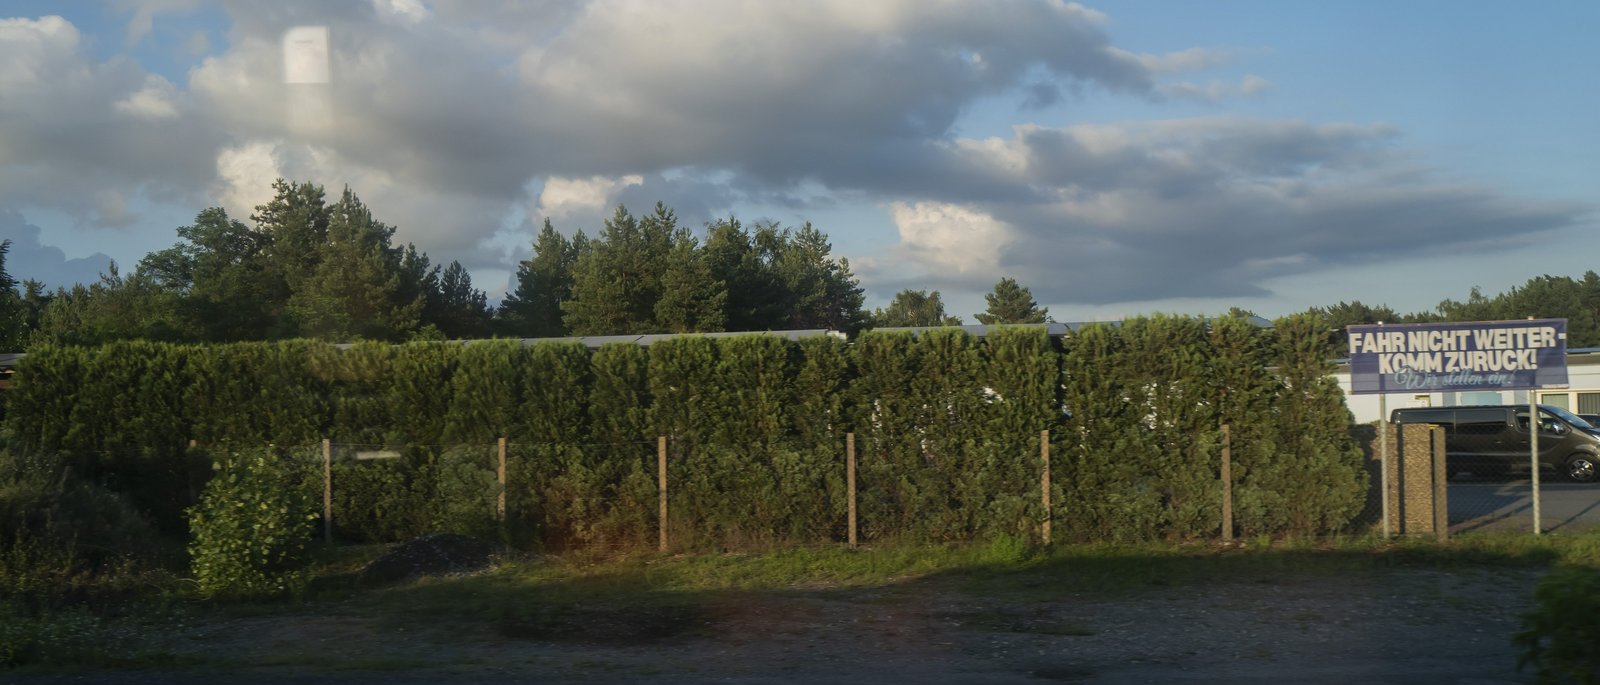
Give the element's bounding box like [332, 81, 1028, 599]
[4, 316, 1369, 549]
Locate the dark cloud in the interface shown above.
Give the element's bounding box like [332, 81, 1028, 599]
[880, 120, 1591, 304]
[0, 208, 113, 289]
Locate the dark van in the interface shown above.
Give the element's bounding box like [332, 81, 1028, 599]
[1390, 404, 1600, 483]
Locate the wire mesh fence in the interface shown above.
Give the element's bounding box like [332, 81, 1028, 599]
[199, 415, 1600, 554]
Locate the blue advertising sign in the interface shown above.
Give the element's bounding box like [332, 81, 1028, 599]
[1347, 319, 1568, 395]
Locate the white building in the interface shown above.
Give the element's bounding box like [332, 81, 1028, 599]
[1334, 347, 1600, 423]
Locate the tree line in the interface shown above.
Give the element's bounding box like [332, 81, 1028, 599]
[0, 180, 1057, 349]
[0, 177, 1591, 348]
[1294, 273, 1600, 349]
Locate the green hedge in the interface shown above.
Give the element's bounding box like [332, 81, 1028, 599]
[5, 318, 1368, 549]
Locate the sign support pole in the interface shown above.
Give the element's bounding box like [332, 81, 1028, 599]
[1531, 397, 1542, 535]
[1379, 393, 1389, 539]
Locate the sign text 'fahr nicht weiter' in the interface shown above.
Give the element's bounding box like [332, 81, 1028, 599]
[1346, 319, 1568, 395]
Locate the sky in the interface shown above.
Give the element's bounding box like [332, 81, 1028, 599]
[1, 0, 1595, 323]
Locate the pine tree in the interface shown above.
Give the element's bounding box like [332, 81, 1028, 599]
[252, 179, 328, 332]
[774, 224, 867, 332]
[562, 205, 672, 335]
[654, 228, 727, 333]
[0, 240, 26, 350]
[286, 187, 422, 341]
[975, 277, 1048, 325]
[138, 207, 276, 341]
[430, 261, 492, 340]
[499, 219, 579, 338]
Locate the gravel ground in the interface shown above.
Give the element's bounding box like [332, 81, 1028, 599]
[8, 566, 1543, 685]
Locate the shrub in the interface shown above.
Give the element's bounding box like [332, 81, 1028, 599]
[186, 449, 319, 599]
[1515, 565, 1600, 684]
[0, 452, 165, 607]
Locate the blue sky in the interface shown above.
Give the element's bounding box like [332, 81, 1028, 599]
[1, 1, 1594, 323]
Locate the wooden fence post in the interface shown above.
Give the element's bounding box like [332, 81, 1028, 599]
[322, 438, 333, 546]
[1041, 430, 1051, 545]
[1221, 424, 1234, 543]
[658, 436, 668, 553]
[847, 432, 857, 549]
[497, 437, 507, 522]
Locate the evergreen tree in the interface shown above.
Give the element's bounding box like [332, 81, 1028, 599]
[0, 240, 26, 350]
[975, 277, 1048, 325]
[252, 179, 328, 332]
[703, 218, 783, 331]
[774, 224, 867, 332]
[499, 219, 580, 338]
[395, 244, 441, 336]
[871, 289, 963, 327]
[562, 204, 673, 335]
[33, 263, 195, 346]
[19, 279, 50, 341]
[1309, 300, 1401, 351]
[286, 187, 422, 341]
[654, 228, 727, 333]
[430, 261, 492, 340]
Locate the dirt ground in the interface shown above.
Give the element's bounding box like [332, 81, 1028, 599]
[12, 566, 1543, 685]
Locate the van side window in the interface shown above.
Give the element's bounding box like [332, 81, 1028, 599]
[1457, 409, 1507, 437]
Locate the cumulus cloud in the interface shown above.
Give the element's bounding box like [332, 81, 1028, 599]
[536, 175, 644, 223]
[1, 2, 1587, 308]
[0, 14, 219, 226]
[890, 201, 1011, 280]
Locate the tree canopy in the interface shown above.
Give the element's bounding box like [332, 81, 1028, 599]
[11, 177, 1600, 351]
[872, 289, 963, 328]
[975, 277, 1048, 325]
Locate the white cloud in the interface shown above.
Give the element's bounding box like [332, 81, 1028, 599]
[114, 76, 181, 120]
[536, 174, 644, 222]
[0, 16, 80, 90]
[891, 201, 1011, 278]
[213, 141, 283, 219]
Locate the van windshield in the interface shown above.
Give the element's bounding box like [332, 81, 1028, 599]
[1543, 405, 1594, 430]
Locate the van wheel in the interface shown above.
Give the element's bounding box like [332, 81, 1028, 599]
[1565, 455, 1599, 484]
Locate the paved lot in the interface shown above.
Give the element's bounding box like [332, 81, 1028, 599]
[1449, 479, 1600, 533]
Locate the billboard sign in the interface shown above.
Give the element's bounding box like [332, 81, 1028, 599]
[1346, 319, 1568, 395]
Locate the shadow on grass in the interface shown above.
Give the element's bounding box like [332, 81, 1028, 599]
[349, 534, 1582, 645]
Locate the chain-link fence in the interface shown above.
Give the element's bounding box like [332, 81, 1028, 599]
[211, 421, 1478, 554]
[1385, 405, 1600, 536]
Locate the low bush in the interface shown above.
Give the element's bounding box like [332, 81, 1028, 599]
[1516, 565, 1600, 684]
[187, 448, 319, 599]
[0, 452, 166, 607]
